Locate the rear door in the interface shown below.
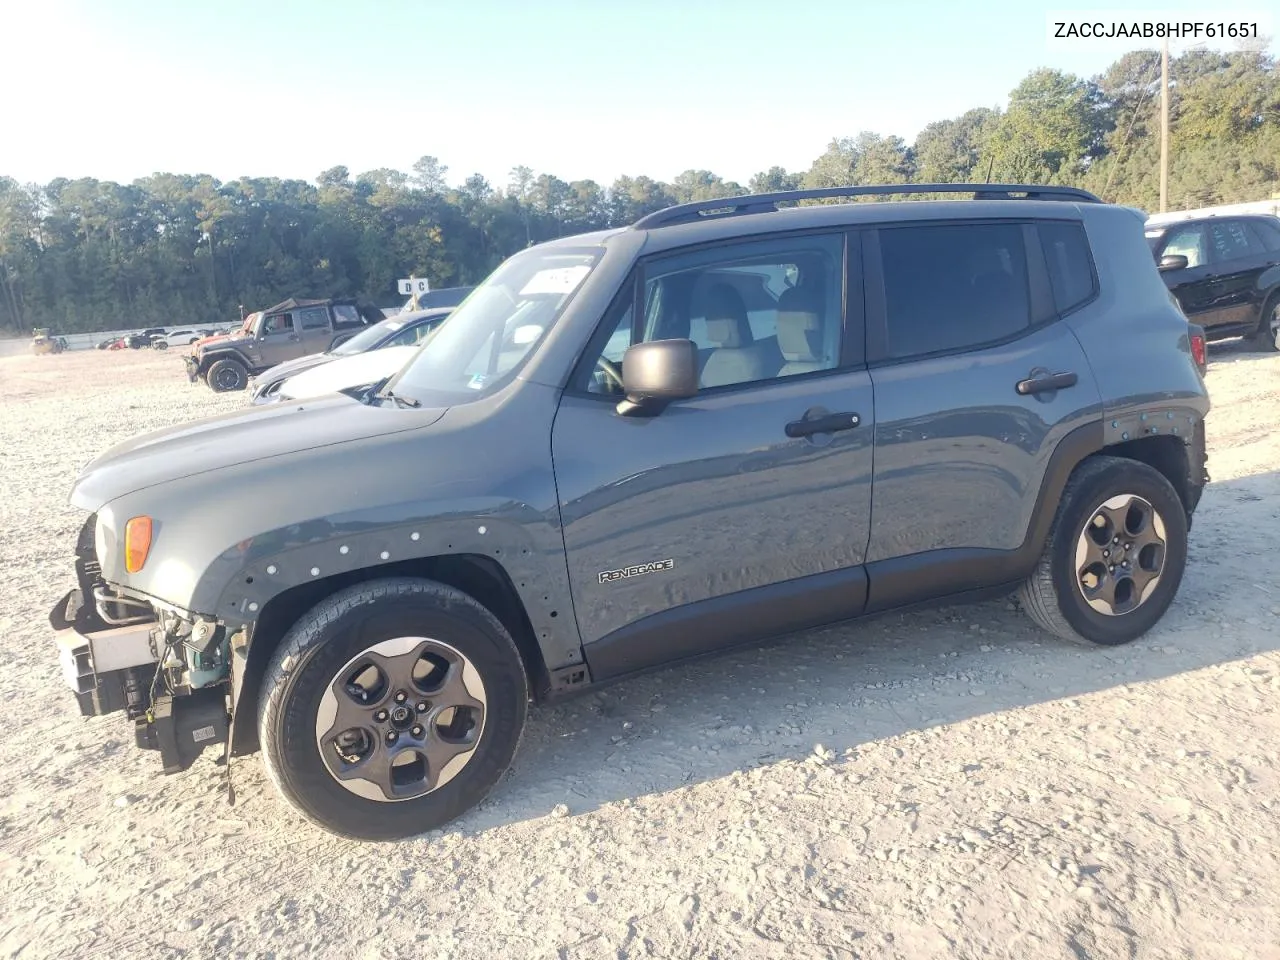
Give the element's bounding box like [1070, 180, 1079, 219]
[294, 305, 334, 354]
[552, 231, 875, 680]
[862, 218, 1104, 611]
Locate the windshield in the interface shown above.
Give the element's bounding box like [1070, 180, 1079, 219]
[242, 312, 262, 336]
[331, 317, 407, 356]
[382, 245, 601, 406]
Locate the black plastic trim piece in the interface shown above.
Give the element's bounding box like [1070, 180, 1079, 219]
[632, 184, 1103, 230]
[585, 565, 869, 682]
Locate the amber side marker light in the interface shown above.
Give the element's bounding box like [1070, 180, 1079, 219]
[125, 516, 153, 573]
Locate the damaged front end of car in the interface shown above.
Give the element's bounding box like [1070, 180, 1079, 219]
[49, 514, 231, 775]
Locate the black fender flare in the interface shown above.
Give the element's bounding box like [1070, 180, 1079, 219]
[197, 349, 252, 376]
[201, 515, 582, 755]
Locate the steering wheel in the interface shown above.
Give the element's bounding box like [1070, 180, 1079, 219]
[595, 356, 624, 391]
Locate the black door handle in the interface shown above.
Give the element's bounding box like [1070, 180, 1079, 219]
[785, 411, 861, 437]
[1016, 372, 1078, 396]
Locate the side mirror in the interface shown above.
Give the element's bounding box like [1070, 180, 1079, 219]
[616, 339, 699, 417]
[1159, 254, 1189, 271]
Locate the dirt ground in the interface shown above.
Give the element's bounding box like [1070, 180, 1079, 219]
[1, 344, 1278, 960]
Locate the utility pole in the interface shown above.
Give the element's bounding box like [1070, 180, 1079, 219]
[1160, 37, 1170, 212]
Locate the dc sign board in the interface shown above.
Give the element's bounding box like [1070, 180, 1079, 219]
[398, 278, 430, 296]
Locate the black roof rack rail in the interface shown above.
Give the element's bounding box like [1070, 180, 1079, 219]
[631, 183, 1104, 230]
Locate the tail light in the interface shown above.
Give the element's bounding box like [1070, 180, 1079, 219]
[1189, 330, 1206, 369]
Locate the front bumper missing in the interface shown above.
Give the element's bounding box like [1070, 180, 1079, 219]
[50, 587, 159, 717]
[184, 355, 200, 382]
[50, 587, 228, 774]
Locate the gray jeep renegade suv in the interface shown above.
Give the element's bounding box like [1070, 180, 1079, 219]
[50, 184, 1210, 840]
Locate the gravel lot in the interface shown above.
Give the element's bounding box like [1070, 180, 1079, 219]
[1, 345, 1279, 960]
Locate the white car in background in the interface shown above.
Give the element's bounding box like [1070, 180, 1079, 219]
[152, 328, 213, 350]
[258, 345, 421, 404]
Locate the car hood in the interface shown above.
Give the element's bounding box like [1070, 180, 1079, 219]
[278, 345, 420, 401]
[70, 394, 447, 511]
[196, 331, 250, 350]
[255, 351, 333, 385]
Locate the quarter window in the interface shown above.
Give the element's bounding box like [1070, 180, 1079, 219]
[1038, 221, 1096, 314]
[1248, 218, 1280, 252]
[879, 223, 1031, 358]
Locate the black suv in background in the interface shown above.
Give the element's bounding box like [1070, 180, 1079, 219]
[1148, 213, 1280, 351]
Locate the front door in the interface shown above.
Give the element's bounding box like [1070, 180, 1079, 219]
[1203, 219, 1276, 332]
[551, 231, 875, 681]
[1155, 223, 1223, 330]
[258, 311, 299, 365]
[862, 218, 1105, 610]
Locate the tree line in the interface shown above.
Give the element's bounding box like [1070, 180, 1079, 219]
[1, 46, 1277, 335]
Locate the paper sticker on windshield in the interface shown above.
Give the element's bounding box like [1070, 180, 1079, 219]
[467, 373, 487, 390]
[519, 264, 591, 296]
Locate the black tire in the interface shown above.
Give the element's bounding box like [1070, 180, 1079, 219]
[1018, 455, 1188, 646]
[257, 578, 529, 840]
[154, 340, 169, 351]
[1247, 291, 1280, 352]
[206, 357, 248, 392]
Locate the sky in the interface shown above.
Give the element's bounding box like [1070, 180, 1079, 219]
[1, 0, 1275, 190]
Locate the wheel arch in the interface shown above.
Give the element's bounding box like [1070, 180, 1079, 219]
[229, 554, 551, 757]
[197, 349, 250, 375]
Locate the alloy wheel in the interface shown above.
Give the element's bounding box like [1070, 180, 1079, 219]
[315, 636, 486, 802]
[1073, 494, 1167, 616]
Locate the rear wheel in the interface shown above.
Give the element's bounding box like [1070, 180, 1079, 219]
[154, 340, 169, 350]
[1019, 456, 1188, 646]
[1247, 293, 1280, 352]
[257, 578, 528, 840]
[206, 357, 248, 392]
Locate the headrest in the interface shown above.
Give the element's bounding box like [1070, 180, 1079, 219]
[776, 286, 824, 362]
[703, 283, 751, 348]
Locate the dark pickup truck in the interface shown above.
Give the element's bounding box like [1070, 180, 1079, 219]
[185, 297, 383, 392]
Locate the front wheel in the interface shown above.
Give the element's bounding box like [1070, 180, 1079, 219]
[257, 578, 529, 840]
[1019, 455, 1188, 646]
[206, 357, 248, 392]
[154, 340, 169, 350]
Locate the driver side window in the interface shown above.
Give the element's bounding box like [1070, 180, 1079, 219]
[264, 313, 294, 335]
[581, 233, 845, 396]
[1161, 225, 1207, 268]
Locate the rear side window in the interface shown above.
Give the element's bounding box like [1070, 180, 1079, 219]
[1208, 220, 1265, 262]
[879, 223, 1030, 359]
[296, 306, 330, 330]
[332, 304, 364, 328]
[1038, 221, 1097, 314]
